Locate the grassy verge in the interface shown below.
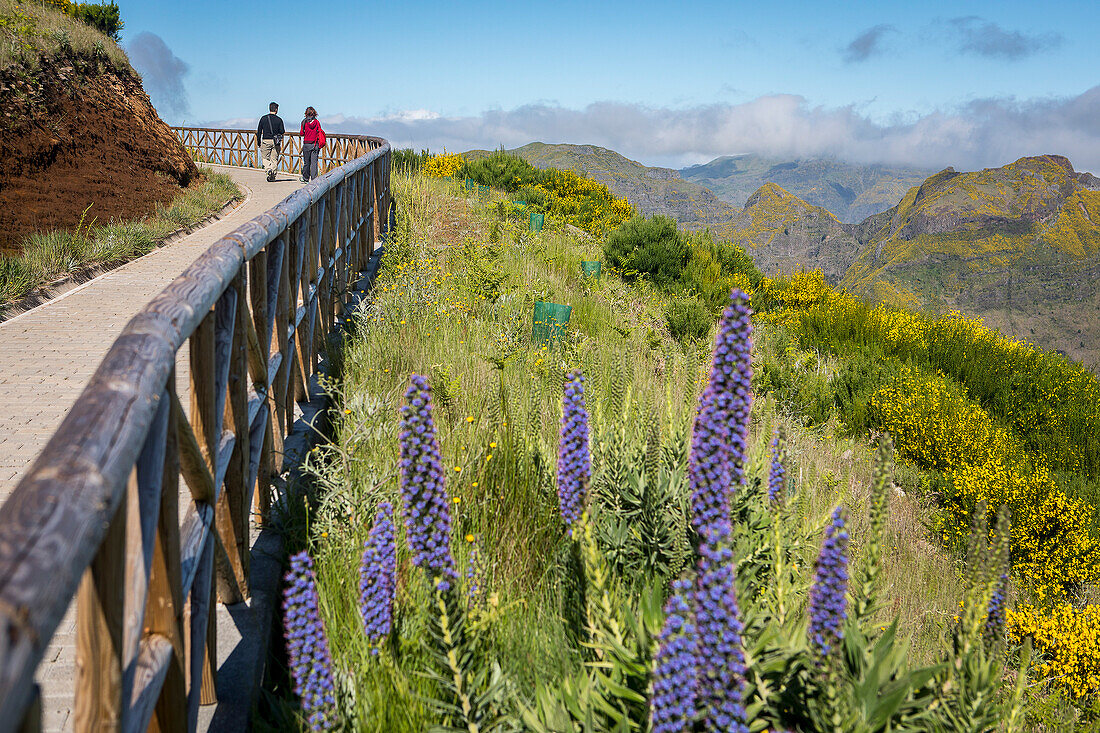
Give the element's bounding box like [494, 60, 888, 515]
[262, 171, 1032, 731]
[0, 168, 240, 305]
[0, 0, 130, 72]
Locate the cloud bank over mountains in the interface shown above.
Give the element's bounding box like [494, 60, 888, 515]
[224, 87, 1100, 173]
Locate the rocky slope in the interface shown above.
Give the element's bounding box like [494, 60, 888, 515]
[713, 183, 863, 282]
[468, 142, 739, 228]
[680, 154, 930, 223]
[841, 155, 1100, 366]
[0, 44, 196, 250]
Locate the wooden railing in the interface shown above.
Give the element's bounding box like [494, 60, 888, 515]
[173, 126, 379, 176]
[0, 135, 391, 730]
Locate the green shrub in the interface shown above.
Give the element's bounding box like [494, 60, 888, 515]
[603, 215, 688, 288]
[67, 2, 121, 41]
[664, 297, 711, 342]
[391, 148, 431, 174]
[461, 149, 539, 190]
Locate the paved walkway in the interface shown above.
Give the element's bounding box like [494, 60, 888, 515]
[0, 164, 304, 731]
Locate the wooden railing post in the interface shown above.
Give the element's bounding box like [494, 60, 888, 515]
[220, 268, 251, 600]
[147, 380, 187, 733]
[74, 493, 127, 729]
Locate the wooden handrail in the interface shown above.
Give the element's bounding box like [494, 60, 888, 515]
[172, 126, 384, 176]
[0, 135, 392, 730]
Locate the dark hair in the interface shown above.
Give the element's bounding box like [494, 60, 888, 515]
[269, 102, 279, 112]
[304, 106, 317, 119]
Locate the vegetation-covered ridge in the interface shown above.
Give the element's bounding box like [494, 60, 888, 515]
[841, 154, 1100, 367]
[266, 168, 1099, 731]
[714, 182, 863, 283]
[465, 142, 739, 229]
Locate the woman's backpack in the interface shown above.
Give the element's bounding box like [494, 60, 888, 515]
[317, 128, 326, 148]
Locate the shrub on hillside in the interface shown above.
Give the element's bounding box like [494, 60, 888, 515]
[424, 151, 464, 178]
[38, 0, 122, 40]
[664, 297, 710, 342]
[461, 149, 536, 189]
[391, 148, 431, 174]
[603, 215, 689, 288]
[68, 1, 121, 40]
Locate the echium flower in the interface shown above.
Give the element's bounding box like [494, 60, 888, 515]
[651, 578, 699, 733]
[688, 289, 754, 546]
[768, 427, 788, 505]
[283, 551, 338, 731]
[721, 290, 754, 492]
[399, 374, 457, 591]
[984, 573, 1008, 645]
[694, 544, 749, 733]
[557, 370, 591, 535]
[359, 502, 396, 652]
[808, 507, 850, 658]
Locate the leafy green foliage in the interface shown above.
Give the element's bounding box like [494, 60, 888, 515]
[66, 1, 121, 40]
[602, 215, 688, 287]
[664, 297, 711, 343]
[392, 147, 432, 174]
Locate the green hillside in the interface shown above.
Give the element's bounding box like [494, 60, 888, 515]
[841, 155, 1100, 367]
[465, 142, 738, 228]
[714, 182, 862, 282]
[680, 154, 930, 223]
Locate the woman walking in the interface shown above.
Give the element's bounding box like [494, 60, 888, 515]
[299, 106, 326, 182]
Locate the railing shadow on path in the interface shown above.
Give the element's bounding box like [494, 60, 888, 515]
[0, 130, 392, 731]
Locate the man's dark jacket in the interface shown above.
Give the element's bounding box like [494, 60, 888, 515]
[257, 113, 285, 146]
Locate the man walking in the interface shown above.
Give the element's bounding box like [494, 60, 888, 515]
[256, 102, 285, 182]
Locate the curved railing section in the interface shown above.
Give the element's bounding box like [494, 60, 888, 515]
[173, 126, 382, 175]
[0, 135, 392, 730]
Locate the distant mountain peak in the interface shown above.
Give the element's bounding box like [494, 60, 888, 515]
[681, 154, 932, 223]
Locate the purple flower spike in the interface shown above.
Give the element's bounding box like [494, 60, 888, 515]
[651, 578, 699, 733]
[722, 291, 754, 490]
[399, 374, 457, 591]
[694, 545, 749, 733]
[808, 507, 850, 658]
[984, 573, 1008, 643]
[359, 502, 396, 652]
[283, 551, 338, 731]
[768, 429, 787, 505]
[557, 370, 591, 535]
[688, 290, 754, 546]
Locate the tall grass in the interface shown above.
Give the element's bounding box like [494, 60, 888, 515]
[0, 169, 239, 305]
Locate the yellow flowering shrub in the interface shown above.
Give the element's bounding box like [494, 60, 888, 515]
[1008, 603, 1100, 699]
[424, 151, 464, 178]
[869, 367, 1023, 472]
[950, 459, 1100, 600]
[531, 168, 634, 238]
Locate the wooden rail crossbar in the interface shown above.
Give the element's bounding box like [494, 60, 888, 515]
[173, 127, 378, 176]
[0, 134, 392, 731]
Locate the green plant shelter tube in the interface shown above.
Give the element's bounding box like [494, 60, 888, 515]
[581, 261, 602, 280]
[531, 301, 572, 347]
[465, 177, 474, 190]
[529, 212, 544, 232]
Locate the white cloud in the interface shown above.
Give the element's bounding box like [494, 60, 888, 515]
[200, 88, 1100, 172]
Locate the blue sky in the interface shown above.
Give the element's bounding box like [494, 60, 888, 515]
[122, 0, 1100, 170]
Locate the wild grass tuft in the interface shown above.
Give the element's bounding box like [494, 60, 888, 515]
[0, 169, 239, 306]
